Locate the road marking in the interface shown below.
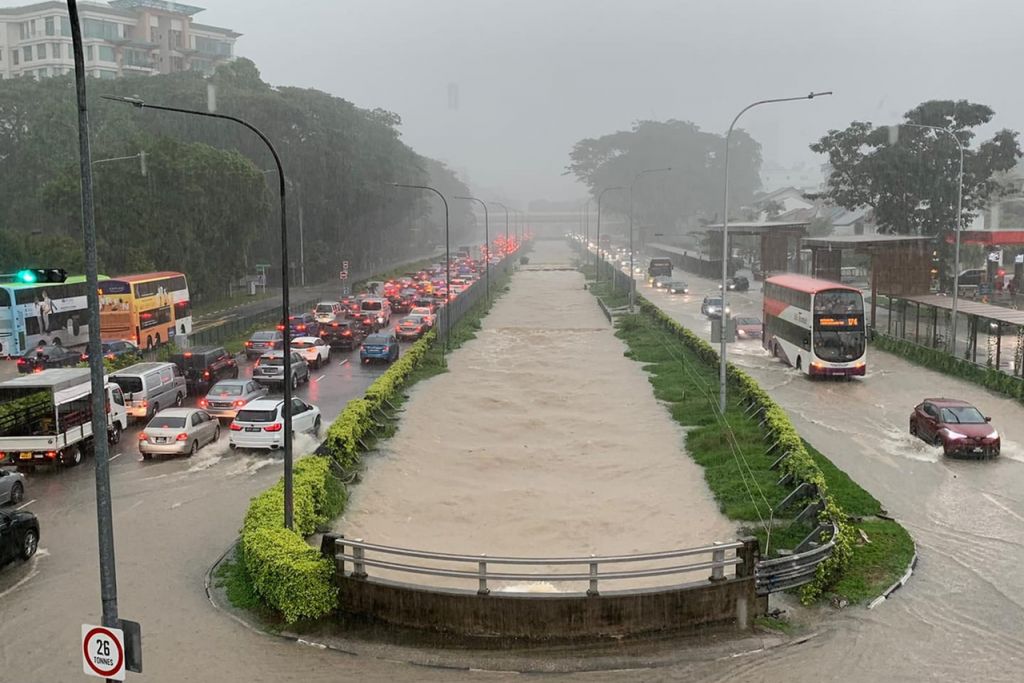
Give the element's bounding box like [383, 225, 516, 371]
[109, 452, 123, 462]
[982, 493, 1024, 524]
[140, 473, 168, 481]
[0, 549, 46, 600]
[16, 499, 35, 510]
[339, 359, 350, 366]
[315, 374, 326, 382]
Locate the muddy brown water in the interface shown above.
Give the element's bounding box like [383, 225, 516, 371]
[339, 240, 735, 593]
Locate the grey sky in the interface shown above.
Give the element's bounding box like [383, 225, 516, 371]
[206, 1, 1022, 202]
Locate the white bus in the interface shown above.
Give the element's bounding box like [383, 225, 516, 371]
[0, 276, 99, 358]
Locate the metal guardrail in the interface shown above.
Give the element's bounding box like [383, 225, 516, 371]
[332, 537, 746, 595]
[434, 255, 515, 346]
[755, 519, 838, 595]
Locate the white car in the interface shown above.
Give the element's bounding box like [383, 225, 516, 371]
[228, 398, 322, 451]
[409, 306, 435, 329]
[313, 301, 343, 324]
[290, 336, 331, 369]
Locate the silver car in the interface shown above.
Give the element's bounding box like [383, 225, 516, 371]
[200, 379, 268, 420]
[139, 408, 220, 459]
[0, 469, 26, 505]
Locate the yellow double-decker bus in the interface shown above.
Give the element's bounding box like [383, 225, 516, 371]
[98, 272, 192, 349]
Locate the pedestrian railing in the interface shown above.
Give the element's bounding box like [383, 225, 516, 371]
[328, 536, 753, 595]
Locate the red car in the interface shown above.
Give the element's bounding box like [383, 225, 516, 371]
[909, 398, 1000, 457]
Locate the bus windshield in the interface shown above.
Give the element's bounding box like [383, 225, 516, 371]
[814, 329, 865, 362]
[814, 290, 863, 315]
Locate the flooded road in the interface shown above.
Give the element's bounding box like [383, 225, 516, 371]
[634, 265, 1024, 681]
[340, 240, 734, 592]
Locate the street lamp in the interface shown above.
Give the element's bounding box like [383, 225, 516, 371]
[718, 91, 832, 413]
[394, 183, 451, 351]
[491, 201, 511, 254]
[595, 186, 626, 284]
[103, 93, 301, 530]
[629, 167, 672, 311]
[897, 122, 965, 353]
[454, 195, 490, 302]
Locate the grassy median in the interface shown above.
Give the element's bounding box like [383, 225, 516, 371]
[586, 279, 915, 606]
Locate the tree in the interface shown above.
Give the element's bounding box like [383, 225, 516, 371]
[567, 119, 763, 238]
[811, 100, 1021, 238]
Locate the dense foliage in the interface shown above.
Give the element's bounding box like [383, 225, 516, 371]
[0, 58, 474, 302]
[566, 119, 763, 238]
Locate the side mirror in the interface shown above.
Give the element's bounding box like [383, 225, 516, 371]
[985, 416, 992, 422]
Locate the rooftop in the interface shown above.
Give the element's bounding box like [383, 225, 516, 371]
[801, 235, 934, 249]
[108, 0, 205, 16]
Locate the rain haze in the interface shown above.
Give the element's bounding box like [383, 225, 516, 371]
[216, 0, 1024, 202]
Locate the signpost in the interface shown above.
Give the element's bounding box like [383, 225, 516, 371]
[82, 624, 125, 681]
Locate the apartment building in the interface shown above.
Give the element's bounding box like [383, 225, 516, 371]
[0, 0, 239, 80]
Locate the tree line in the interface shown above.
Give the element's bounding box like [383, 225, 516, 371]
[0, 58, 475, 303]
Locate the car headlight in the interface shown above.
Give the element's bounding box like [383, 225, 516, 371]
[987, 430, 999, 440]
[944, 429, 967, 440]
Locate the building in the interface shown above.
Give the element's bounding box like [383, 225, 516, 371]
[0, 0, 239, 80]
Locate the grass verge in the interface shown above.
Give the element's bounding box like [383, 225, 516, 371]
[587, 279, 914, 605]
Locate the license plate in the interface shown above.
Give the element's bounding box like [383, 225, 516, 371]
[19, 452, 33, 460]
[245, 426, 261, 432]
[155, 437, 167, 443]
[973, 447, 983, 453]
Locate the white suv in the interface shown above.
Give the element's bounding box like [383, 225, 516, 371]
[314, 301, 343, 324]
[228, 397, 322, 451]
[360, 297, 392, 326]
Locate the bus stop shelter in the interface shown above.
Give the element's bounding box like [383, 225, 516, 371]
[704, 221, 809, 274]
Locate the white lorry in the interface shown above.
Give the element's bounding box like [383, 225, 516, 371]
[0, 368, 128, 470]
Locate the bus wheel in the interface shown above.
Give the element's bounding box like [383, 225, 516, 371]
[71, 317, 81, 336]
[52, 337, 62, 347]
[796, 357, 802, 371]
[146, 336, 153, 350]
[63, 447, 82, 467]
[155, 333, 162, 346]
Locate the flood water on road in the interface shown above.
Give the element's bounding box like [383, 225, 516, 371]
[340, 240, 735, 593]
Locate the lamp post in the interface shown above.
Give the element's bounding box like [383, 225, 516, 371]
[263, 169, 305, 287]
[629, 167, 672, 311]
[491, 201, 511, 254]
[596, 186, 626, 284]
[394, 183, 451, 351]
[718, 91, 832, 413]
[898, 122, 965, 353]
[454, 195, 490, 302]
[103, 93, 299, 530]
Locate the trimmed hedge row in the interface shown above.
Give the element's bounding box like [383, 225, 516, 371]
[635, 297, 854, 603]
[238, 331, 436, 623]
[873, 332, 1024, 399]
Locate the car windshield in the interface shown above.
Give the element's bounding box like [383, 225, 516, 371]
[252, 332, 277, 341]
[365, 335, 389, 344]
[316, 304, 336, 313]
[707, 299, 722, 306]
[940, 406, 987, 424]
[291, 341, 314, 348]
[209, 383, 243, 396]
[109, 375, 143, 393]
[236, 409, 277, 423]
[736, 318, 760, 325]
[361, 301, 382, 311]
[147, 416, 186, 429]
[261, 357, 284, 367]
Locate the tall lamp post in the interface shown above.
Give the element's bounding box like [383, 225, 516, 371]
[596, 186, 626, 284]
[103, 94, 301, 532]
[394, 183, 451, 350]
[491, 201, 511, 254]
[898, 122, 965, 353]
[629, 167, 672, 311]
[718, 91, 832, 413]
[454, 195, 490, 302]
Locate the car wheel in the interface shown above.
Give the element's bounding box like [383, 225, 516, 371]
[52, 337, 62, 347]
[188, 441, 198, 457]
[175, 393, 184, 407]
[142, 452, 152, 461]
[10, 481, 24, 505]
[313, 416, 322, 436]
[291, 374, 298, 390]
[909, 421, 917, 437]
[20, 529, 38, 560]
[312, 356, 320, 370]
[213, 426, 221, 443]
[232, 367, 239, 379]
[109, 424, 121, 445]
[150, 402, 159, 419]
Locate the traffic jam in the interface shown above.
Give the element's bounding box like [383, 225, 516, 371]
[0, 250, 495, 571]
[577, 234, 1002, 460]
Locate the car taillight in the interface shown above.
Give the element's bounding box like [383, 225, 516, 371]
[16, 358, 26, 365]
[199, 399, 207, 407]
[245, 341, 253, 347]
[234, 399, 247, 407]
[263, 423, 283, 432]
[45, 451, 57, 459]
[203, 370, 210, 378]
[138, 432, 147, 440]
[176, 433, 188, 441]
[142, 400, 148, 407]
[276, 325, 284, 330]
[80, 353, 88, 361]
[342, 331, 351, 336]
[229, 422, 243, 431]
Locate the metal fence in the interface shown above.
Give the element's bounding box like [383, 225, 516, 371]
[330, 536, 750, 596]
[435, 256, 515, 346]
[187, 295, 323, 347]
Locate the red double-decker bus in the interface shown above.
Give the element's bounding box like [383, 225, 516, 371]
[762, 274, 866, 377]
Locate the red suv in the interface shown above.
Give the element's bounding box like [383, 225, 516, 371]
[909, 398, 1000, 457]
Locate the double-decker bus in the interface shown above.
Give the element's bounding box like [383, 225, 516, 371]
[762, 274, 866, 377]
[0, 275, 105, 357]
[98, 272, 192, 349]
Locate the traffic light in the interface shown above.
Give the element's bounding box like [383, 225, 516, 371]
[15, 268, 67, 284]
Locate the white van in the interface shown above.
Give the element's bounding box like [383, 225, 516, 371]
[109, 362, 187, 420]
[360, 297, 392, 326]
[314, 301, 343, 324]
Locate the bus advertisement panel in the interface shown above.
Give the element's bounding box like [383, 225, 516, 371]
[98, 272, 191, 349]
[762, 274, 866, 377]
[0, 276, 100, 357]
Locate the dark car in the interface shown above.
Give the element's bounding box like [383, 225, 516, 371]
[320, 317, 365, 350]
[354, 311, 380, 335]
[278, 313, 319, 338]
[700, 296, 729, 319]
[909, 398, 1000, 457]
[244, 330, 284, 361]
[0, 509, 39, 568]
[647, 257, 673, 279]
[253, 350, 310, 390]
[360, 333, 399, 364]
[666, 281, 689, 295]
[17, 343, 80, 373]
[80, 339, 141, 363]
[720, 276, 750, 292]
[170, 345, 238, 392]
[395, 316, 427, 342]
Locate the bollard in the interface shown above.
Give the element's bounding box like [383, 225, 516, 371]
[352, 539, 367, 579]
[587, 556, 599, 596]
[478, 554, 490, 595]
[709, 541, 726, 582]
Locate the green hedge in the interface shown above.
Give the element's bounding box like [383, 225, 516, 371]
[635, 297, 854, 603]
[873, 333, 1024, 399]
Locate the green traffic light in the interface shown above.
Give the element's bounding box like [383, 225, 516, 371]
[16, 270, 37, 283]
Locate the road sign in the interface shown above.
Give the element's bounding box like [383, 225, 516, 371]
[340, 270, 349, 281]
[342, 260, 349, 270]
[82, 624, 125, 680]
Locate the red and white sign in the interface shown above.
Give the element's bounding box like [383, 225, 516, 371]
[82, 624, 125, 680]
[340, 270, 349, 281]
